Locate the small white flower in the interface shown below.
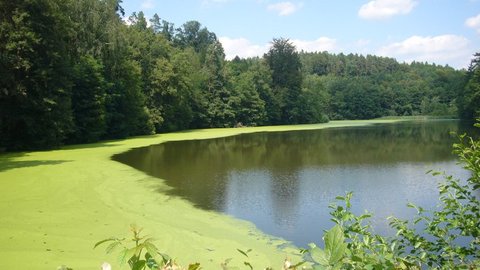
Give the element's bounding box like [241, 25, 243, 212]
[100, 262, 112, 270]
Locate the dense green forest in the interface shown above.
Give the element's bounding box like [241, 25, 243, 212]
[1, 0, 479, 150]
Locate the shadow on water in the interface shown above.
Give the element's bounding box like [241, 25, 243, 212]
[0, 158, 72, 172]
[113, 120, 478, 247]
[61, 141, 121, 150]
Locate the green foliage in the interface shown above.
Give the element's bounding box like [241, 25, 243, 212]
[301, 52, 465, 120]
[458, 53, 480, 120]
[95, 224, 200, 270]
[307, 225, 347, 270]
[202, 40, 237, 127]
[299, 75, 330, 124]
[265, 38, 303, 124]
[70, 55, 107, 143]
[228, 61, 267, 126]
[0, 0, 74, 150]
[386, 131, 480, 269]
[327, 193, 416, 269]
[105, 58, 154, 138]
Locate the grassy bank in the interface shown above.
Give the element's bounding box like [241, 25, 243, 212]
[0, 120, 402, 269]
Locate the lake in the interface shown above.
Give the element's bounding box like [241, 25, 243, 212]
[113, 120, 477, 247]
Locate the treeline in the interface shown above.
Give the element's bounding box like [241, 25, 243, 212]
[1, 0, 478, 151]
[300, 52, 467, 119]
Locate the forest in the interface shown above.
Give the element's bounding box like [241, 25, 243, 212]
[1, 0, 479, 151]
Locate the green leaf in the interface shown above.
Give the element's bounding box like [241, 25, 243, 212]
[143, 241, 159, 256]
[359, 213, 372, 220]
[132, 260, 146, 270]
[119, 247, 137, 265]
[324, 225, 347, 265]
[158, 252, 171, 264]
[94, 238, 117, 249]
[299, 248, 309, 254]
[236, 248, 251, 258]
[290, 261, 306, 268]
[244, 261, 253, 270]
[390, 241, 397, 251]
[105, 241, 121, 254]
[363, 235, 370, 246]
[309, 246, 329, 266]
[188, 263, 201, 270]
[420, 252, 427, 260]
[145, 253, 159, 269]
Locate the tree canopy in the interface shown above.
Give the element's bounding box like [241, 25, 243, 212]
[0, 0, 476, 150]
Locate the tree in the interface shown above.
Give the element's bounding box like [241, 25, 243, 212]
[149, 50, 196, 132]
[149, 13, 175, 41]
[299, 74, 330, 123]
[101, 11, 154, 138]
[248, 60, 281, 125]
[126, 13, 171, 131]
[174, 21, 217, 56]
[0, 0, 74, 150]
[128, 11, 148, 31]
[264, 38, 303, 124]
[229, 66, 267, 126]
[458, 53, 480, 120]
[202, 40, 236, 127]
[70, 56, 107, 143]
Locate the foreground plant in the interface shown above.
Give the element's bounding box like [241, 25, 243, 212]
[388, 129, 480, 269]
[94, 224, 200, 270]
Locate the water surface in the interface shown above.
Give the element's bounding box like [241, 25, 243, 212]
[113, 120, 476, 247]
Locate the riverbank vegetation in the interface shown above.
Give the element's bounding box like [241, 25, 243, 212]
[1, 0, 479, 151]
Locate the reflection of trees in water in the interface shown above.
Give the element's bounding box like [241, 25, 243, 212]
[112, 121, 476, 212]
[269, 171, 300, 228]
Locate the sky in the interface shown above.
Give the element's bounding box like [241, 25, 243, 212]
[120, 0, 480, 69]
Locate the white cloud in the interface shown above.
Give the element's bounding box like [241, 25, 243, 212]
[465, 13, 480, 33]
[377, 35, 471, 68]
[141, 0, 155, 10]
[219, 37, 270, 60]
[358, 0, 417, 20]
[291, 37, 338, 53]
[267, 2, 303, 16]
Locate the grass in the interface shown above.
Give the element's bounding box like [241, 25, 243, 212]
[0, 119, 403, 270]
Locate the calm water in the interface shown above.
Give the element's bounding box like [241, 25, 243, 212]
[113, 120, 477, 247]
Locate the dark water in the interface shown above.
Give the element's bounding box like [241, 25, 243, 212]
[113, 120, 477, 247]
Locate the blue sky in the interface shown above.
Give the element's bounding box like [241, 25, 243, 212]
[121, 0, 480, 69]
